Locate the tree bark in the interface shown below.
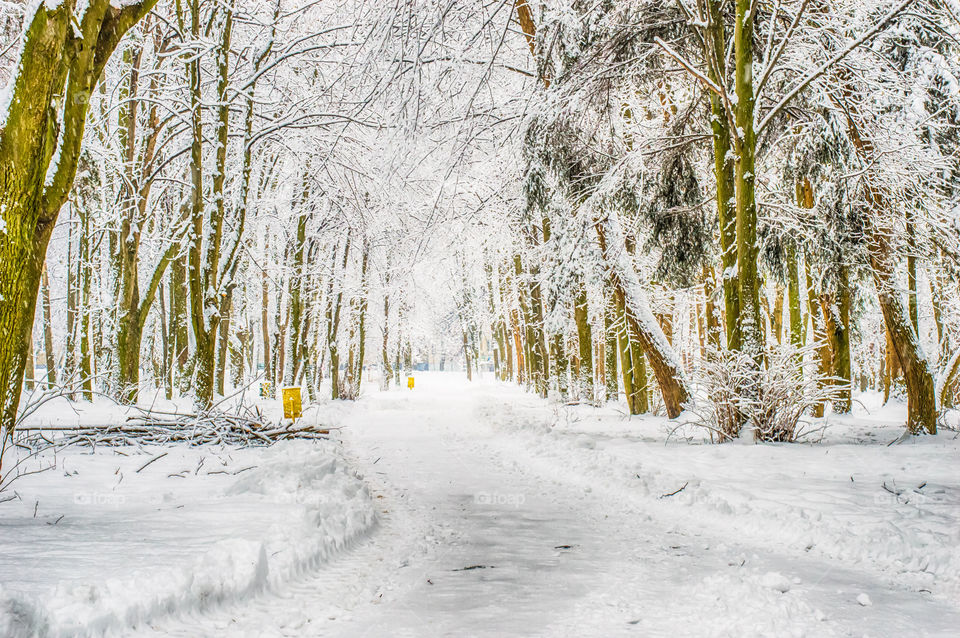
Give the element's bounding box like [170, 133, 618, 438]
[574, 282, 593, 402]
[595, 211, 690, 418]
[0, 0, 158, 431]
[41, 265, 57, 388]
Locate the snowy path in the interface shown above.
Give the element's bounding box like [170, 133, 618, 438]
[137, 375, 960, 637]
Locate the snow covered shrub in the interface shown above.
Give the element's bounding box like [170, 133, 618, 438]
[690, 344, 843, 443]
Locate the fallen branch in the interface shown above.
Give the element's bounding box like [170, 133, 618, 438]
[659, 482, 689, 499]
[136, 452, 169, 473]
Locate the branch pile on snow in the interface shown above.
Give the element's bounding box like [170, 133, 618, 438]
[20, 407, 330, 447]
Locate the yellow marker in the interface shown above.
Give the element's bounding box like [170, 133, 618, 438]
[407, 376, 415, 390]
[282, 387, 302, 420]
[259, 381, 272, 398]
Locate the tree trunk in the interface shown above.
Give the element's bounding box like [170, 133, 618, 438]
[0, 0, 158, 432]
[786, 242, 803, 350]
[806, 258, 832, 418]
[381, 289, 392, 390]
[906, 211, 919, 334]
[79, 207, 93, 401]
[354, 244, 370, 393]
[64, 220, 78, 390]
[733, 0, 762, 438]
[595, 211, 690, 418]
[171, 255, 190, 389]
[327, 236, 351, 400]
[574, 283, 593, 403]
[617, 310, 635, 414]
[884, 327, 900, 403]
[24, 322, 35, 393]
[261, 235, 272, 389]
[528, 271, 549, 397]
[41, 265, 57, 388]
[705, 0, 740, 352]
[216, 292, 233, 395]
[604, 296, 618, 402]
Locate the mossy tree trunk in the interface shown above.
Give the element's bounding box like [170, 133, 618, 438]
[704, 0, 740, 353]
[574, 282, 593, 403]
[732, 0, 763, 438]
[0, 0, 159, 432]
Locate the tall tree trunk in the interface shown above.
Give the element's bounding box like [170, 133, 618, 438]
[806, 258, 832, 418]
[574, 282, 593, 403]
[732, 0, 762, 438]
[510, 309, 525, 385]
[41, 265, 57, 388]
[24, 322, 35, 393]
[0, 0, 158, 431]
[617, 307, 635, 414]
[354, 244, 370, 393]
[595, 210, 690, 418]
[705, 0, 740, 352]
[702, 265, 722, 352]
[79, 207, 93, 401]
[64, 220, 78, 390]
[216, 293, 233, 395]
[463, 330, 473, 381]
[285, 210, 308, 386]
[381, 287, 392, 390]
[171, 255, 190, 389]
[630, 337, 649, 414]
[327, 236, 351, 400]
[528, 269, 549, 397]
[906, 211, 919, 334]
[604, 295, 618, 401]
[786, 241, 803, 350]
[261, 235, 272, 390]
[552, 332, 569, 399]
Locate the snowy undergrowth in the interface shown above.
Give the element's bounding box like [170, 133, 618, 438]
[477, 386, 960, 604]
[0, 439, 376, 638]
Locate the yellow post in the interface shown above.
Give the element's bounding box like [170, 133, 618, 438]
[282, 387, 302, 421]
[407, 376, 415, 390]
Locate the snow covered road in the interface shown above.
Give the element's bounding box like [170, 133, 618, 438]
[134, 374, 960, 637]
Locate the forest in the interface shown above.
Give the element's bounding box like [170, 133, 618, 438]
[0, 0, 957, 442]
[0, 1, 958, 635]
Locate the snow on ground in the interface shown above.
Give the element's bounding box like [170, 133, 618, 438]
[0, 438, 375, 638]
[481, 387, 960, 603]
[2, 372, 959, 637]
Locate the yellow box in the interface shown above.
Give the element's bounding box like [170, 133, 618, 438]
[282, 387, 302, 419]
[407, 376, 415, 390]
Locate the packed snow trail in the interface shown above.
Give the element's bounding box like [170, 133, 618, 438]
[137, 374, 960, 637]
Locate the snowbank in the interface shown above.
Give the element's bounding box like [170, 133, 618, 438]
[476, 387, 960, 604]
[0, 440, 376, 638]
